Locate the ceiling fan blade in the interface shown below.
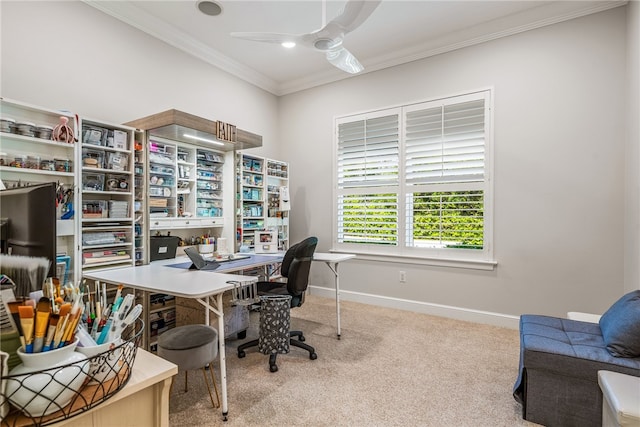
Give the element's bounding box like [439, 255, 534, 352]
[330, 0, 382, 34]
[326, 47, 364, 74]
[230, 32, 300, 45]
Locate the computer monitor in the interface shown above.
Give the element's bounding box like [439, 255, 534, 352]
[0, 182, 57, 278]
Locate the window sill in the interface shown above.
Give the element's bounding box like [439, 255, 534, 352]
[328, 249, 497, 271]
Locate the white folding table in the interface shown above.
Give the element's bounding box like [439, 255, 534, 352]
[312, 252, 356, 339]
[83, 262, 258, 421]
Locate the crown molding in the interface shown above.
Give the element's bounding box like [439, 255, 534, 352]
[82, 0, 280, 95]
[276, 0, 628, 95]
[83, 0, 627, 97]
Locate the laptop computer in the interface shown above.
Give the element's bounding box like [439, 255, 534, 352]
[184, 246, 221, 271]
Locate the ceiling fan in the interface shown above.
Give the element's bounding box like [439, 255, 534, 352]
[230, 0, 381, 74]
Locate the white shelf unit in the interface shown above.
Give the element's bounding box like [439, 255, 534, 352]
[195, 149, 224, 219]
[236, 153, 265, 250]
[0, 97, 79, 285]
[146, 137, 226, 231]
[235, 153, 290, 251]
[147, 137, 177, 221]
[134, 131, 146, 266]
[266, 159, 289, 250]
[79, 118, 135, 275]
[176, 145, 195, 218]
[146, 293, 176, 354]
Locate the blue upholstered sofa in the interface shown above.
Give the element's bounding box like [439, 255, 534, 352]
[513, 291, 640, 427]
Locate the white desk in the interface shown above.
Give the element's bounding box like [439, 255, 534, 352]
[312, 253, 356, 339]
[84, 263, 257, 421]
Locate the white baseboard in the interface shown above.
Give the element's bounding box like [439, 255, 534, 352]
[309, 285, 520, 330]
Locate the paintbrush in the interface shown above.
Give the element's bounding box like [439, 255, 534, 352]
[18, 305, 35, 353]
[43, 313, 59, 351]
[7, 301, 26, 348]
[60, 297, 82, 347]
[32, 297, 51, 352]
[66, 305, 84, 345]
[52, 303, 71, 349]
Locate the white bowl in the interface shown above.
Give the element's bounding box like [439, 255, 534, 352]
[5, 338, 89, 417]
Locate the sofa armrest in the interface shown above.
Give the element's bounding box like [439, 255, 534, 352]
[567, 311, 602, 323]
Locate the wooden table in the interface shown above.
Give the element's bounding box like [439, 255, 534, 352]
[53, 349, 177, 427]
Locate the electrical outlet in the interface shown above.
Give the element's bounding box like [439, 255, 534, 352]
[399, 271, 406, 283]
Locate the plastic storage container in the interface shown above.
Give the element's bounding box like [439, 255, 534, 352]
[35, 125, 53, 140]
[55, 158, 72, 173]
[39, 158, 56, 171]
[26, 155, 41, 169]
[0, 117, 15, 133]
[16, 121, 36, 137]
[10, 154, 27, 168]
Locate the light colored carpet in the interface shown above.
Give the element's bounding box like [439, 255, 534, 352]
[168, 295, 539, 426]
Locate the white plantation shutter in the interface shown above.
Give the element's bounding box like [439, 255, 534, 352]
[334, 90, 492, 259]
[405, 96, 485, 185]
[337, 110, 400, 245]
[338, 114, 399, 188]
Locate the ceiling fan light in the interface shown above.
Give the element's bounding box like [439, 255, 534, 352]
[281, 41, 296, 49]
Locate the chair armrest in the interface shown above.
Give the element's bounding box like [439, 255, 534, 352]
[567, 311, 602, 323]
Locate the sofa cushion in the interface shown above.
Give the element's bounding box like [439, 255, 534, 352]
[599, 290, 640, 357]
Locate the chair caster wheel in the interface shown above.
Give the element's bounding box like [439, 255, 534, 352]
[270, 364, 278, 372]
[238, 350, 246, 358]
[310, 352, 317, 360]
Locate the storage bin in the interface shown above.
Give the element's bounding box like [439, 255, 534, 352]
[82, 126, 107, 146]
[105, 174, 130, 192]
[149, 198, 168, 208]
[10, 154, 27, 168]
[16, 122, 35, 137]
[35, 125, 53, 140]
[83, 149, 104, 169]
[0, 117, 15, 133]
[26, 155, 41, 169]
[55, 158, 72, 173]
[82, 174, 104, 191]
[39, 158, 56, 171]
[149, 236, 179, 261]
[106, 152, 129, 171]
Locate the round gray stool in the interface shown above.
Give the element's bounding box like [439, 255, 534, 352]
[157, 324, 220, 408]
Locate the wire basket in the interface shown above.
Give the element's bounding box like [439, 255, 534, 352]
[0, 319, 144, 427]
[227, 280, 260, 307]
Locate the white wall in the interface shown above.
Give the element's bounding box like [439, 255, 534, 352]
[1, 2, 634, 326]
[279, 7, 629, 324]
[625, 0, 640, 293]
[0, 1, 279, 159]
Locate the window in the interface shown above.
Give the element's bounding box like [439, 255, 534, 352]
[335, 90, 493, 265]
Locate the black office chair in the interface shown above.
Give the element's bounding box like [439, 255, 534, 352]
[238, 236, 318, 372]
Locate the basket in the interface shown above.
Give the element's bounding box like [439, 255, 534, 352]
[0, 319, 144, 427]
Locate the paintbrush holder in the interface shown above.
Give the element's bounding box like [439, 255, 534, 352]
[0, 319, 143, 425]
[76, 338, 124, 385]
[4, 338, 89, 417]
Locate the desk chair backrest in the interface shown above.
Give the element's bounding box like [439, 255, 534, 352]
[283, 236, 317, 306]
